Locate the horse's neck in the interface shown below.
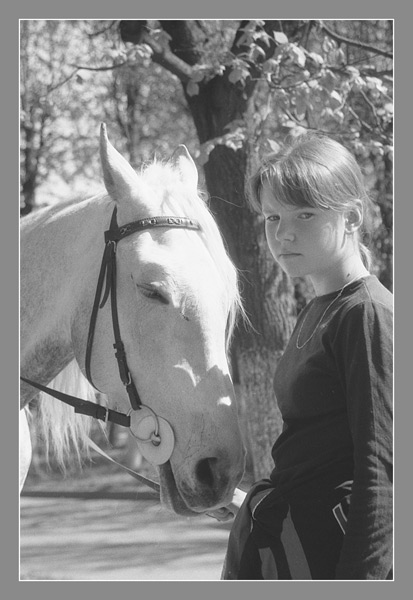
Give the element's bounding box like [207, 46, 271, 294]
[20, 197, 110, 397]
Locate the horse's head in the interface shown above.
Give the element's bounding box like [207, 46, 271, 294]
[82, 125, 246, 515]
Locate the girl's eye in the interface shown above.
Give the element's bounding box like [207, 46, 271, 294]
[266, 215, 280, 222]
[298, 212, 315, 220]
[139, 286, 170, 305]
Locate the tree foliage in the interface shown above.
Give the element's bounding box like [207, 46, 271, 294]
[20, 20, 197, 211]
[117, 19, 393, 286]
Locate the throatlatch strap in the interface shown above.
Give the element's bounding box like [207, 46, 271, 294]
[20, 376, 131, 427]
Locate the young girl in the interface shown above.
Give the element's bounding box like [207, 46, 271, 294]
[218, 133, 393, 580]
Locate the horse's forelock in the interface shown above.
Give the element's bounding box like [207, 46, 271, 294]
[139, 161, 245, 351]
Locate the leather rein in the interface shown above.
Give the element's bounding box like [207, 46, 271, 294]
[21, 207, 201, 482]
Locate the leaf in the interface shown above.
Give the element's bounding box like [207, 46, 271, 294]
[307, 79, 319, 89]
[186, 81, 199, 97]
[329, 90, 342, 109]
[262, 58, 278, 73]
[322, 37, 337, 53]
[320, 70, 337, 93]
[321, 107, 334, 119]
[236, 32, 248, 48]
[290, 45, 306, 68]
[191, 68, 207, 83]
[224, 119, 245, 133]
[254, 30, 273, 47]
[197, 142, 216, 166]
[153, 29, 172, 46]
[344, 65, 360, 80]
[308, 51, 324, 65]
[366, 76, 388, 94]
[229, 68, 246, 84]
[267, 139, 281, 153]
[369, 140, 384, 156]
[273, 31, 288, 45]
[295, 95, 307, 120]
[133, 44, 153, 60]
[251, 45, 267, 61]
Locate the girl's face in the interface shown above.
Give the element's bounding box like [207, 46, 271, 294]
[261, 181, 355, 288]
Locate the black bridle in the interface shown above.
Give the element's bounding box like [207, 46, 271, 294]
[21, 207, 201, 430]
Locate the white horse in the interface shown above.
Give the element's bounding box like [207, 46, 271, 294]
[20, 124, 246, 516]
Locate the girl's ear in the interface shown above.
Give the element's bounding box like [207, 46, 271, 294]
[344, 201, 363, 234]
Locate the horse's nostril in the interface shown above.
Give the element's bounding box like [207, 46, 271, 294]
[195, 457, 218, 488]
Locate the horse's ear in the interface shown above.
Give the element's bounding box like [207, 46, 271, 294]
[171, 145, 198, 190]
[99, 123, 140, 200]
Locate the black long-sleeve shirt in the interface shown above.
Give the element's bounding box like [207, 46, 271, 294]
[270, 275, 393, 579]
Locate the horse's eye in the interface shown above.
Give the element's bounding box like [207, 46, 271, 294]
[140, 286, 170, 305]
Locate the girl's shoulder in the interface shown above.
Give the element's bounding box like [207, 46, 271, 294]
[333, 275, 393, 329]
[350, 275, 393, 311]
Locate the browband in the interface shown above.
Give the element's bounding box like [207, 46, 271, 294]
[105, 215, 200, 242]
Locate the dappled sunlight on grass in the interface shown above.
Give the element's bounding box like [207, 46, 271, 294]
[20, 496, 231, 580]
[20, 443, 233, 581]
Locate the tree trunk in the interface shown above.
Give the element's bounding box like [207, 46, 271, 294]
[374, 152, 393, 292]
[20, 123, 38, 216]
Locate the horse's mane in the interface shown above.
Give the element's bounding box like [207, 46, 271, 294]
[35, 362, 99, 471]
[31, 157, 245, 472]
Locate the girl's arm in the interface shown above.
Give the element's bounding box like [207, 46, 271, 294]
[334, 300, 393, 579]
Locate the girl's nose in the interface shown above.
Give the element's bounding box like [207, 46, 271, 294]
[275, 220, 295, 242]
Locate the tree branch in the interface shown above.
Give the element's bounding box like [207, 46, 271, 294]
[320, 22, 393, 59]
[119, 20, 194, 83]
[159, 20, 205, 65]
[147, 39, 194, 82]
[86, 20, 119, 38]
[69, 61, 129, 72]
[46, 68, 80, 94]
[359, 89, 383, 130]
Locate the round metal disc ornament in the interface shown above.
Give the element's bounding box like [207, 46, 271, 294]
[128, 406, 175, 465]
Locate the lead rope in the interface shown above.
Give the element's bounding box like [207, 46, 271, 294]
[86, 438, 160, 493]
[86, 439, 230, 520]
